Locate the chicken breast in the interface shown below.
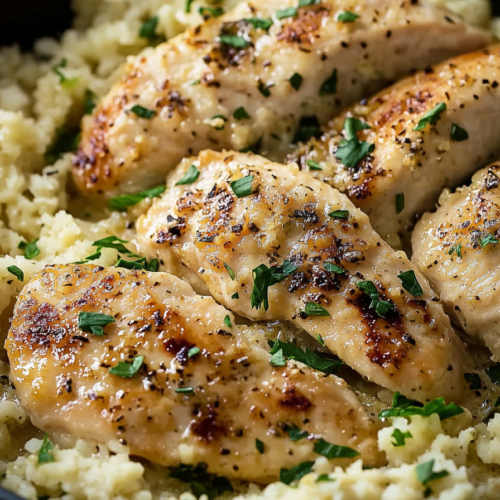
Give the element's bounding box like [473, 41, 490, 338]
[412, 162, 500, 362]
[72, 0, 489, 198]
[6, 265, 384, 482]
[137, 150, 467, 402]
[289, 45, 500, 248]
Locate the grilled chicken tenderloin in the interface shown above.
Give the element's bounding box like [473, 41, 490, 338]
[72, 0, 488, 198]
[137, 150, 468, 403]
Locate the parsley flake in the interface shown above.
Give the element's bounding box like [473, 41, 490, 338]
[109, 355, 144, 378]
[317, 334, 325, 346]
[224, 262, 236, 280]
[276, 7, 298, 19]
[324, 261, 346, 275]
[176, 165, 200, 186]
[223, 315, 232, 328]
[256, 439, 265, 454]
[251, 261, 298, 310]
[38, 434, 55, 464]
[448, 243, 462, 258]
[7, 265, 24, 282]
[131, 104, 156, 119]
[258, 80, 271, 97]
[397, 270, 423, 297]
[18, 239, 40, 260]
[231, 292, 239, 299]
[280, 461, 314, 485]
[84, 89, 97, 115]
[230, 175, 254, 197]
[413, 102, 447, 131]
[108, 185, 166, 211]
[479, 233, 498, 248]
[313, 438, 359, 459]
[379, 391, 464, 420]
[319, 68, 338, 96]
[486, 363, 500, 385]
[316, 474, 334, 482]
[233, 106, 251, 120]
[329, 209, 349, 220]
[416, 459, 449, 496]
[301, 302, 330, 317]
[335, 117, 374, 168]
[188, 346, 200, 358]
[45, 128, 80, 164]
[293, 116, 321, 143]
[270, 348, 286, 367]
[219, 35, 249, 48]
[245, 17, 273, 31]
[289, 427, 309, 441]
[299, 0, 319, 5]
[391, 429, 412, 447]
[337, 11, 359, 22]
[357, 280, 395, 318]
[450, 123, 469, 142]
[289, 72, 303, 90]
[139, 16, 165, 46]
[464, 373, 481, 390]
[78, 312, 115, 336]
[306, 160, 322, 170]
[52, 58, 78, 88]
[199, 6, 224, 18]
[185, 0, 194, 13]
[176, 387, 194, 394]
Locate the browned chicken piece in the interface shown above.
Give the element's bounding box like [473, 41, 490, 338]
[412, 162, 500, 362]
[289, 45, 500, 247]
[137, 150, 468, 403]
[6, 265, 384, 482]
[72, 0, 489, 198]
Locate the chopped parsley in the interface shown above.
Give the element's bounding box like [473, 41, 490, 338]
[176, 165, 200, 185]
[109, 355, 144, 378]
[270, 348, 286, 367]
[269, 339, 343, 374]
[289, 427, 309, 441]
[317, 334, 325, 346]
[379, 392, 464, 420]
[255, 439, 265, 454]
[486, 363, 500, 385]
[114, 256, 150, 271]
[324, 261, 346, 276]
[18, 239, 40, 260]
[169, 463, 233, 500]
[337, 11, 359, 22]
[45, 128, 80, 164]
[464, 373, 481, 390]
[289, 72, 303, 90]
[391, 429, 412, 447]
[306, 160, 322, 170]
[231, 292, 239, 299]
[316, 474, 334, 482]
[38, 434, 55, 464]
[299, 0, 319, 5]
[396, 193, 405, 214]
[52, 58, 78, 88]
[139, 16, 165, 46]
[319, 68, 338, 96]
[416, 459, 449, 497]
[130, 104, 156, 119]
[479, 233, 498, 248]
[176, 387, 194, 394]
[335, 117, 374, 169]
[397, 270, 423, 297]
[293, 115, 321, 143]
[223, 315, 232, 328]
[78, 312, 115, 336]
[230, 175, 254, 197]
[413, 102, 447, 131]
[185, 0, 194, 13]
[329, 209, 349, 220]
[357, 280, 395, 318]
[279, 461, 314, 485]
[276, 7, 298, 19]
[450, 123, 469, 142]
[92, 236, 132, 255]
[108, 185, 166, 211]
[224, 262, 236, 280]
[313, 438, 359, 459]
[448, 243, 462, 258]
[245, 17, 273, 31]
[7, 265, 24, 282]
[211, 114, 228, 130]
[188, 346, 200, 358]
[219, 35, 249, 48]
[84, 89, 97, 115]
[233, 106, 251, 120]
[251, 261, 298, 310]
[258, 80, 271, 97]
[199, 6, 224, 18]
[301, 302, 330, 317]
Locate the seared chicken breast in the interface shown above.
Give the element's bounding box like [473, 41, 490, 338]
[412, 162, 500, 361]
[72, 0, 489, 198]
[289, 45, 500, 247]
[137, 150, 467, 402]
[6, 265, 384, 482]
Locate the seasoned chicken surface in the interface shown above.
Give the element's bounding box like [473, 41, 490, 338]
[289, 45, 500, 247]
[72, 0, 489, 198]
[137, 150, 468, 402]
[412, 162, 500, 362]
[5, 265, 384, 482]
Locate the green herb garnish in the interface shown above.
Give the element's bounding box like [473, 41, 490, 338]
[289, 72, 303, 90]
[199, 6, 224, 17]
[233, 106, 251, 120]
[279, 461, 314, 485]
[329, 209, 349, 220]
[130, 104, 156, 119]
[38, 434, 55, 464]
[391, 429, 412, 447]
[289, 427, 309, 441]
[176, 165, 200, 186]
[335, 117, 374, 168]
[486, 363, 500, 385]
[448, 243, 462, 258]
[224, 262, 236, 280]
[139, 16, 165, 46]
[301, 302, 330, 317]
[251, 261, 298, 310]
[337, 11, 359, 22]
[413, 102, 447, 131]
[293, 115, 321, 143]
[397, 270, 423, 297]
[319, 68, 338, 96]
[306, 160, 322, 170]
[256, 439, 265, 454]
[7, 265, 24, 281]
[18, 239, 40, 260]
[416, 459, 449, 497]
[188, 347, 200, 358]
[357, 280, 395, 318]
[464, 373, 481, 390]
[176, 387, 194, 394]
[223, 315, 232, 328]
[450, 123, 468, 142]
[324, 262, 346, 276]
[230, 175, 254, 197]
[245, 17, 273, 30]
[231, 292, 239, 299]
[52, 58, 78, 88]
[313, 438, 359, 459]
[396, 193, 404, 214]
[109, 355, 144, 378]
[479, 233, 498, 248]
[78, 312, 115, 336]
[108, 185, 166, 211]
[219, 35, 249, 48]
[45, 128, 80, 164]
[84, 89, 97, 115]
[276, 7, 297, 19]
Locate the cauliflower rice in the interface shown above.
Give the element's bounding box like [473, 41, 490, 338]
[1, 1, 500, 499]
